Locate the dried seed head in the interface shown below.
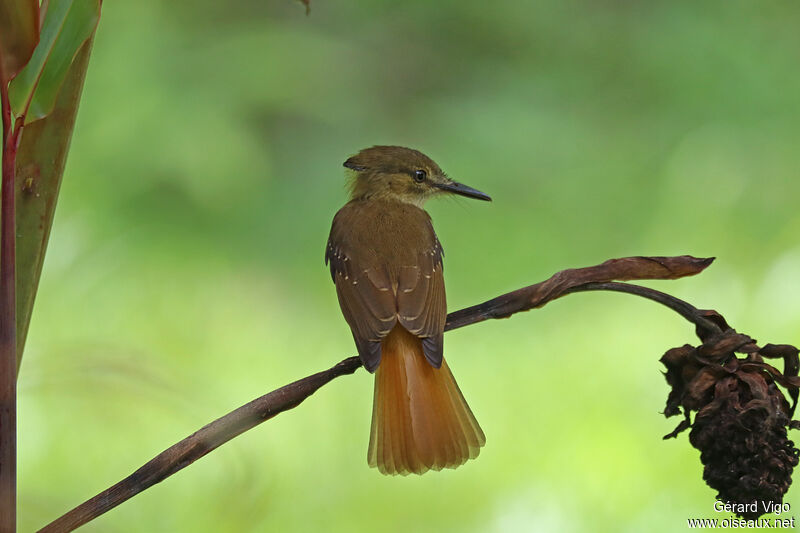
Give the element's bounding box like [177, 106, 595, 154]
[661, 329, 800, 518]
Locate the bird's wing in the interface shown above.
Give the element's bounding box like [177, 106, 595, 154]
[395, 235, 446, 368]
[326, 202, 447, 371]
[326, 236, 397, 372]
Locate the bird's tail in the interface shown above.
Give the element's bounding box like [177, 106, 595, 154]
[368, 324, 485, 475]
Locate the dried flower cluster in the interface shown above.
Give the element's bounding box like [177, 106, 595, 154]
[661, 315, 800, 519]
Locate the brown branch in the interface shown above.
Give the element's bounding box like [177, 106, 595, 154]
[445, 255, 714, 329]
[39, 254, 714, 532]
[565, 281, 723, 336]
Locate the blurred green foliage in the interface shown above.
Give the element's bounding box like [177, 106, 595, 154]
[17, 0, 800, 531]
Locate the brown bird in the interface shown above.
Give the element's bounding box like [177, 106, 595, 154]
[325, 145, 490, 475]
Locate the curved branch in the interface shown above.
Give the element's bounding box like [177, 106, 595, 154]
[444, 255, 714, 329]
[566, 281, 722, 335]
[39, 254, 714, 532]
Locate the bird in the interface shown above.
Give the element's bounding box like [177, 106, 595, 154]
[325, 145, 490, 475]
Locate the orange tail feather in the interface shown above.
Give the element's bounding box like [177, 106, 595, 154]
[368, 324, 485, 475]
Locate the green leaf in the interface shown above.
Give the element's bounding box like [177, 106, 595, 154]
[8, 0, 99, 121]
[0, 0, 40, 82]
[13, 37, 95, 370]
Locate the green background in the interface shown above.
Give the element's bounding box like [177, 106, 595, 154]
[18, 0, 800, 531]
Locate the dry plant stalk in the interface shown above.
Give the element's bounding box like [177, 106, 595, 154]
[38, 255, 800, 531]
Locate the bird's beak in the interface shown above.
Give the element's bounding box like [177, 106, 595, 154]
[434, 180, 492, 201]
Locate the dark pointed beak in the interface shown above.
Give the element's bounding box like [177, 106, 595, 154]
[434, 180, 492, 201]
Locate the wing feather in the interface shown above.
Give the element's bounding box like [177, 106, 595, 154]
[326, 200, 446, 371]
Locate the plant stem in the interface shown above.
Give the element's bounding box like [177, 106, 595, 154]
[566, 281, 723, 335]
[0, 63, 19, 533]
[39, 255, 714, 532]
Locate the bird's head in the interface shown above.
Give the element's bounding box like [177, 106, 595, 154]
[344, 145, 491, 206]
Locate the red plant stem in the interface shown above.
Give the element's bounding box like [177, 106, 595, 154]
[0, 64, 19, 533]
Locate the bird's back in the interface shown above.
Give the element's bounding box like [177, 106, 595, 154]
[328, 198, 440, 280]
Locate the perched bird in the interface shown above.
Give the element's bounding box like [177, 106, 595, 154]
[325, 145, 490, 475]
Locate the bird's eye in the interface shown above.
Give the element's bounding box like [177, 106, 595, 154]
[414, 169, 427, 183]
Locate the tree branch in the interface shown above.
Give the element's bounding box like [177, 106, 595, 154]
[39, 254, 714, 532]
[565, 281, 722, 336]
